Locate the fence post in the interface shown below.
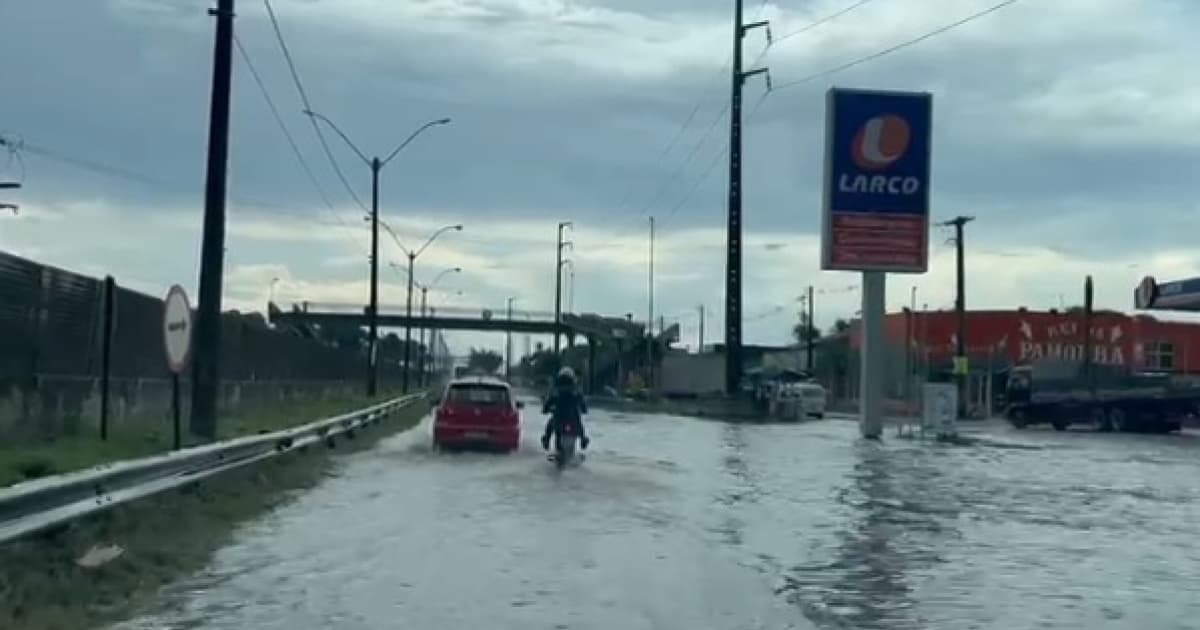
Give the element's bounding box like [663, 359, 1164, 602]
[100, 275, 116, 441]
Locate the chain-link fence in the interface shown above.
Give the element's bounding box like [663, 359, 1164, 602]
[0, 251, 394, 441]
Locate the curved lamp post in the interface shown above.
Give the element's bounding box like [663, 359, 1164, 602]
[302, 110, 451, 396]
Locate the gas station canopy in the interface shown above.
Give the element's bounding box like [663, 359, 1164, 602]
[1134, 276, 1200, 311]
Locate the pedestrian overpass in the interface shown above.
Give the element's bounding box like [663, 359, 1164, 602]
[267, 301, 657, 392]
[268, 301, 646, 341]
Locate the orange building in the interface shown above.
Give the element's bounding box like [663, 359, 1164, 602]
[850, 308, 1200, 373]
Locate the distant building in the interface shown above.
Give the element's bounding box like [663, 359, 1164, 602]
[827, 308, 1200, 411]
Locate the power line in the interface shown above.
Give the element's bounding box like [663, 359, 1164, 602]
[262, 0, 369, 214]
[771, 0, 1021, 93]
[0, 134, 322, 220]
[233, 34, 367, 253]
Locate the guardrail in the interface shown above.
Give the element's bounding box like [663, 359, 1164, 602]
[0, 393, 426, 546]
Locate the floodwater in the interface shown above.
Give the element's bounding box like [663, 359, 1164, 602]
[115, 403, 1200, 629]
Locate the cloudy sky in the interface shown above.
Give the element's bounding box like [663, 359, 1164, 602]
[2, 0, 1199, 357]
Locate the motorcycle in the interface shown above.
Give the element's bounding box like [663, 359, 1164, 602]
[549, 419, 580, 469]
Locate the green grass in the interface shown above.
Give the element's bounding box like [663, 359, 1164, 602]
[0, 396, 430, 630]
[0, 389, 422, 489]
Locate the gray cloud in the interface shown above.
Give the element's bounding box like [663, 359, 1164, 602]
[3, 0, 1200, 353]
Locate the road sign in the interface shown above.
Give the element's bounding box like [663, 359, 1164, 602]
[821, 87, 933, 273]
[1135, 275, 1200, 311]
[163, 285, 194, 374]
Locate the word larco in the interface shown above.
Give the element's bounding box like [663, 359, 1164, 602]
[838, 173, 921, 195]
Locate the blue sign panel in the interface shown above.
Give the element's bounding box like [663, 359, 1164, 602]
[1135, 275, 1200, 311]
[821, 88, 933, 273]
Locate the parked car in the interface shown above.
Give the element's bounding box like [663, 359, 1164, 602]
[433, 377, 523, 451]
[772, 381, 827, 420]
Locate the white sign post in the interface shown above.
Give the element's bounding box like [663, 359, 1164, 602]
[163, 285, 194, 450]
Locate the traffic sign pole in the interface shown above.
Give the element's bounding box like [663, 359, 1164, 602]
[163, 285, 194, 450]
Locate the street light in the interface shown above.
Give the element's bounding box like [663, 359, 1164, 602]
[554, 221, 573, 354]
[388, 224, 464, 393]
[506, 296, 519, 380]
[302, 110, 451, 397]
[416, 266, 462, 385]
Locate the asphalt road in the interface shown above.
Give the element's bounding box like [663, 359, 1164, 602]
[115, 403, 1200, 629]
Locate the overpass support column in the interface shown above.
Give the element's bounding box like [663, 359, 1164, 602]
[587, 336, 597, 394]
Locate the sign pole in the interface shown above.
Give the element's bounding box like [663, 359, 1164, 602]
[172, 372, 182, 450]
[860, 271, 886, 439]
[163, 284, 195, 450]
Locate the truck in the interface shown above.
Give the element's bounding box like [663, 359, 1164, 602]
[1004, 357, 1200, 433]
[659, 353, 725, 398]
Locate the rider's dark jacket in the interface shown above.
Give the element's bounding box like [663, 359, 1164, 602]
[542, 380, 588, 438]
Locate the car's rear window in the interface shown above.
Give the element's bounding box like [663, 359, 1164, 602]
[446, 384, 510, 406]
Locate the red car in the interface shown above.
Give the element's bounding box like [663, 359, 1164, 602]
[433, 377, 523, 451]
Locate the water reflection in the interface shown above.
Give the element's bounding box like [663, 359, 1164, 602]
[714, 422, 756, 547]
[780, 440, 958, 629]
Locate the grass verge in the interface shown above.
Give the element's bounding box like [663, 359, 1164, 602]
[0, 396, 430, 630]
[0, 391, 421, 488]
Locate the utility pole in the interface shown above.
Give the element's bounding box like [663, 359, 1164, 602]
[554, 221, 572, 354]
[1083, 275, 1094, 395]
[505, 296, 516, 381]
[698, 304, 706, 353]
[806, 284, 815, 372]
[725, 0, 771, 395]
[647, 216, 656, 391]
[191, 0, 235, 440]
[418, 285, 428, 385]
[367, 158, 381, 396]
[941, 215, 975, 419]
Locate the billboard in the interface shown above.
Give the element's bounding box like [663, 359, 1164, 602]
[1135, 275, 1200, 311]
[821, 88, 933, 273]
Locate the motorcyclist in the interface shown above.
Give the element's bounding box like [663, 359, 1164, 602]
[541, 367, 590, 451]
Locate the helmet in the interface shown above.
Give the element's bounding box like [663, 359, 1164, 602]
[556, 366, 577, 385]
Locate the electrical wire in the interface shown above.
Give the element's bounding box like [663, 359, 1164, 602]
[262, 0, 369, 214]
[0, 133, 344, 224]
[656, 0, 1020, 231]
[770, 0, 1020, 93]
[233, 34, 367, 252]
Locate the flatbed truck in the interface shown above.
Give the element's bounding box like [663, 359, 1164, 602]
[1005, 359, 1200, 433]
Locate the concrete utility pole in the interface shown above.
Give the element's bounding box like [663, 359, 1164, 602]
[1083, 275, 1095, 395]
[648, 216, 655, 389]
[304, 111, 452, 395]
[724, 0, 771, 395]
[940, 215, 975, 418]
[554, 221, 573, 354]
[806, 284, 815, 372]
[191, 0, 235, 441]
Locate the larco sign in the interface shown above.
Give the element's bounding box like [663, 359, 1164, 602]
[821, 88, 933, 274]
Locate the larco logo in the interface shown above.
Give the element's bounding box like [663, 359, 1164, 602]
[852, 115, 910, 171]
[839, 114, 921, 196]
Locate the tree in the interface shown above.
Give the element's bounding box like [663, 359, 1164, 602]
[467, 347, 504, 374]
[829, 318, 852, 335]
[793, 311, 820, 346]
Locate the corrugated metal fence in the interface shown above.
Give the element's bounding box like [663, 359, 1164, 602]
[0, 251, 393, 440]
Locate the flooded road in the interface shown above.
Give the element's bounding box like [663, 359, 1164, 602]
[116, 404, 1200, 629]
